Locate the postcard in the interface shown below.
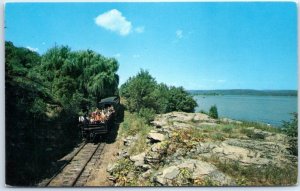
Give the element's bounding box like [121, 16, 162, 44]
[5, 1, 298, 187]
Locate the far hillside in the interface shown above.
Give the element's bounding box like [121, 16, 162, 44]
[188, 89, 297, 97]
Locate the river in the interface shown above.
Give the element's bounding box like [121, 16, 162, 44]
[194, 95, 297, 127]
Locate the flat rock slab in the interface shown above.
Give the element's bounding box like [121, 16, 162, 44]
[154, 159, 235, 186]
[130, 152, 146, 167]
[193, 113, 210, 121]
[199, 122, 218, 126]
[147, 132, 165, 142]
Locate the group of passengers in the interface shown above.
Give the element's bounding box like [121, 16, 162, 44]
[79, 106, 115, 124]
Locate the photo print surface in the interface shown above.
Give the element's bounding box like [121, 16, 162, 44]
[5, 1, 298, 187]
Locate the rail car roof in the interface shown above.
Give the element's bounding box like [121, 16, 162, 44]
[99, 96, 119, 104]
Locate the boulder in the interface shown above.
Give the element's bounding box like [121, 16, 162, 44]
[151, 120, 168, 128]
[147, 132, 165, 142]
[145, 151, 162, 164]
[117, 150, 129, 158]
[162, 166, 180, 179]
[179, 159, 235, 186]
[155, 166, 180, 185]
[220, 118, 242, 124]
[107, 163, 118, 173]
[196, 142, 217, 154]
[154, 159, 235, 186]
[151, 142, 168, 154]
[142, 169, 153, 178]
[123, 135, 138, 146]
[130, 152, 146, 167]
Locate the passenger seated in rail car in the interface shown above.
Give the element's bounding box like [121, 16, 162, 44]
[95, 109, 101, 122]
[90, 112, 96, 123]
[111, 106, 115, 113]
[100, 110, 107, 122]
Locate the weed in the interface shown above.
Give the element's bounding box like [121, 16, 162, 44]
[238, 121, 281, 133]
[213, 159, 298, 186]
[194, 177, 220, 186]
[176, 168, 193, 185]
[221, 125, 234, 133]
[211, 132, 225, 141]
[239, 128, 265, 139]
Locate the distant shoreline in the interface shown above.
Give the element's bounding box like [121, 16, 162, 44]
[188, 89, 297, 97]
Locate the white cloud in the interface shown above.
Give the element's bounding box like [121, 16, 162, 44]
[176, 30, 183, 39]
[26, 46, 39, 52]
[135, 26, 145, 33]
[95, 9, 132, 36]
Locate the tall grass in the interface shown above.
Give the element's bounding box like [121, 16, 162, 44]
[214, 160, 298, 186]
[238, 121, 282, 133]
[119, 111, 154, 155]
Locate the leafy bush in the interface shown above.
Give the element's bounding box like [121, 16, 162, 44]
[209, 105, 218, 119]
[199, 110, 208, 115]
[282, 112, 298, 156]
[166, 86, 197, 113]
[138, 107, 156, 124]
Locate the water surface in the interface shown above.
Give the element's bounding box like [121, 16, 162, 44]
[194, 95, 297, 127]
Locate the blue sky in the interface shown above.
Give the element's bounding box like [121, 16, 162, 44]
[5, 2, 298, 90]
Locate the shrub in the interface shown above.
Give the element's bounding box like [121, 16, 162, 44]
[138, 107, 156, 124]
[282, 112, 298, 156]
[209, 105, 218, 119]
[199, 110, 208, 115]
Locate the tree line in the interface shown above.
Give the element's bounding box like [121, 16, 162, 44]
[6, 41, 119, 123]
[120, 70, 197, 122]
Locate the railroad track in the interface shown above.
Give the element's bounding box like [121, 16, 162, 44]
[40, 142, 105, 187]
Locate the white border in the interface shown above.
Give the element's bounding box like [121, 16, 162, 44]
[0, 0, 299, 191]
[2, 0, 300, 2]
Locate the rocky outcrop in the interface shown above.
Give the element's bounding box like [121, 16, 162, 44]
[154, 159, 235, 186]
[130, 152, 146, 167]
[107, 112, 297, 186]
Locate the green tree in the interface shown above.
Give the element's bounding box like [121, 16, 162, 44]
[166, 86, 197, 113]
[120, 69, 197, 114]
[120, 70, 157, 112]
[209, 105, 218, 119]
[40, 46, 119, 116]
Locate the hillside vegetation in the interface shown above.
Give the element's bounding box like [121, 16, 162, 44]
[5, 41, 119, 185]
